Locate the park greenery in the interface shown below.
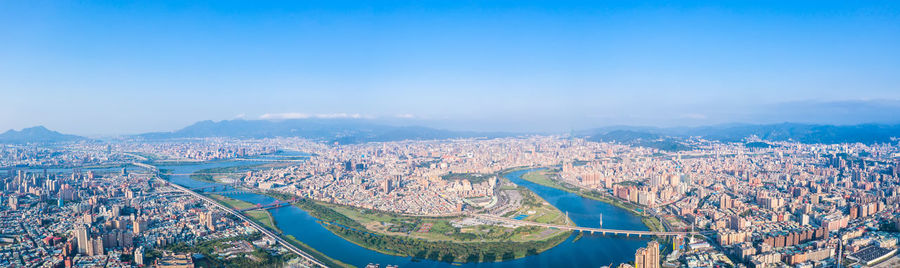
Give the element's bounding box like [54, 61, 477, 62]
[197, 167, 659, 265]
[206, 193, 351, 267]
[262, 191, 572, 263]
[190, 164, 260, 183]
[153, 233, 297, 267]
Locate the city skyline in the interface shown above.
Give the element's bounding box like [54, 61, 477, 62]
[3, 1, 900, 267]
[3, 1, 900, 135]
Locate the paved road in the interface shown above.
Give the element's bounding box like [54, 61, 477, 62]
[135, 162, 328, 267]
[158, 177, 329, 267]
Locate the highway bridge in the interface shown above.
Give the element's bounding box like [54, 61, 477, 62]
[473, 214, 704, 237]
[238, 200, 291, 212]
[156, 177, 328, 267]
[135, 163, 328, 267]
[132, 172, 246, 177]
[190, 182, 242, 192]
[235, 158, 308, 163]
[205, 190, 253, 195]
[131, 162, 158, 172]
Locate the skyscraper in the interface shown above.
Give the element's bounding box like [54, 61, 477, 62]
[200, 211, 218, 231]
[8, 195, 18, 210]
[135, 246, 144, 266]
[91, 237, 104, 256]
[634, 240, 660, 268]
[647, 241, 659, 268]
[75, 225, 90, 255]
[133, 218, 147, 235]
[635, 248, 646, 268]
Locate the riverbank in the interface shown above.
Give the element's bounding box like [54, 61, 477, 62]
[208, 194, 280, 233]
[188, 161, 300, 183]
[205, 194, 353, 268]
[157, 159, 656, 267]
[261, 191, 572, 263]
[518, 169, 665, 232]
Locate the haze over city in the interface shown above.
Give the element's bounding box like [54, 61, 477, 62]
[4, 2, 900, 268]
[2, 1, 900, 135]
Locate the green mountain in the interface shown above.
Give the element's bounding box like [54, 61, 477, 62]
[138, 119, 515, 144]
[0, 126, 86, 144]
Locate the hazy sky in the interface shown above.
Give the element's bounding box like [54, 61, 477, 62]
[2, 1, 900, 135]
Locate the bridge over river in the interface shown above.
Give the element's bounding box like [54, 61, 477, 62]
[473, 214, 705, 237]
[134, 162, 328, 267]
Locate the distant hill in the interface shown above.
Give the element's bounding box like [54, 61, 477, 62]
[586, 130, 693, 152]
[138, 119, 514, 144]
[589, 130, 660, 143]
[583, 123, 900, 145]
[684, 123, 900, 144]
[0, 126, 86, 144]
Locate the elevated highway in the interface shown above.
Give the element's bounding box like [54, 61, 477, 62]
[157, 177, 328, 267]
[134, 162, 328, 267]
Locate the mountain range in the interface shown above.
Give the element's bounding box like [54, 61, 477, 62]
[2, 120, 899, 145]
[581, 123, 900, 145]
[0, 126, 87, 144]
[138, 119, 513, 144]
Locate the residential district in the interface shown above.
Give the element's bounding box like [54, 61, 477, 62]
[1, 136, 900, 267]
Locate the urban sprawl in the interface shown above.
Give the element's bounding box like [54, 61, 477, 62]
[2, 135, 900, 268]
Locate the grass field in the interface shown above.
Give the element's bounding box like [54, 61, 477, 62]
[208, 194, 281, 232]
[209, 194, 254, 210]
[246, 210, 280, 233]
[642, 217, 665, 232]
[260, 191, 572, 263]
[521, 170, 568, 190]
[509, 187, 570, 226]
[321, 198, 569, 243]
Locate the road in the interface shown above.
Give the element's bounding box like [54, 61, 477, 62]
[157, 177, 328, 267]
[135, 162, 328, 267]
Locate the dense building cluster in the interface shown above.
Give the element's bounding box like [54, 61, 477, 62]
[2, 135, 900, 267]
[0, 168, 297, 267]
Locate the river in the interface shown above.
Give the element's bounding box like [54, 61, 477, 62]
[21, 154, 652, 267]
[154, 157, 653, 267]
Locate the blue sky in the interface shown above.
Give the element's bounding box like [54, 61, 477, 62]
[2, 1, 900, 135]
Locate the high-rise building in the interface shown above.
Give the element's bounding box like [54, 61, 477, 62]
[135, 246, 144, 266]
[133, 218, 147, 235]
[8, 195, 18, 210]
[75, 225, 90, 255]
[634, 248, 645, 268]
[634, 241, 660, 268]
[200, 211, 219, 231]
[90, 237, 104, 256]
[111, 205, 121, 217]
[719, 194, 732, 210]
[124, 188, 134, 200]
[647, 241, 659, 268]
[382, 178, 393, 194]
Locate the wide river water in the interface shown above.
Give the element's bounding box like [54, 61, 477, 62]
[22, 156, 653, 267]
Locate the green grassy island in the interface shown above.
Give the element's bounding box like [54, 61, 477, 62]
[264, 186, 574, 263]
